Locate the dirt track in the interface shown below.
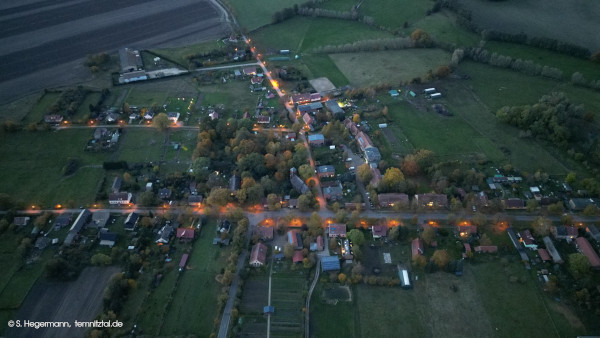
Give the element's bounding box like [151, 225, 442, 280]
[5, 266, 120, 338]
[0, 0, 230, 104]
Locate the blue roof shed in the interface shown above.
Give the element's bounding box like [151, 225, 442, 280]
[321, 256, 341, 272]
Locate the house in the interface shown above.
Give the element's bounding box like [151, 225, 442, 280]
[167, 112, 180, 123]
[188, 195, 203, 206]
[257, 116, 270, 124]
[290, 93, 321, 106]
[518, 230, 537, 250]
[323, 184, 343, 201]
[302, 113, 314, 126]
[124, 212, 139, 231]
[250, 243, 268, 267]
[109, 192, 132, 205]
[287, 230, 303, 249]
[543, 236, 563, 264]
[389, 89, 399, 97]
[44, 114, 64, 124]
[218, 220, 231, 234]
[328, 224, 346, 238]
[285, 132, 297, 141]
[209, 111, 219, 120]
[229, 175, 241, 193]
[475, 191, 488, 207]
[317, 235, 324, 251]
[538, 248, 551, 262]
[321, 255, 341, 272]
[372, 225, 387, 239]
[324, 100, 344, 116]
[176, 228, 195, 242]
[356, 132, 374, 151]
[292, 250, 304, 263]
[586, 224, 600, 241]
[363, 147, 381, 165]
[13, 217, 30, 227]
[456, 225, 477, 238]
[574, 237, 600, 269]
[64, 209, 91, 246]
[156, 225, 175, 244]
[378, 193, 409, 208]
[90, 210, 110, 229]
[307, 134, 325, 146]
[255, 226, 274, 241]
[504, 198, 526, 210]
[94, 127, 108, 140]
[298, 102, 323, 115]
[54, 213, 71, 228]
[119, 48, 143, 72]
[290, 171, 309, 194]
[569, 198, 599, 211]
[474, 246, 498, 253]
[263, 306, 275, 315]
[411, 238, 424, 259]
[250, 76, 264, 85]
[98, 230, 118, 247]
[158, 188, 172, 200]
[317, 165, 335, 178]
[243, 67, 257, 76]
[415, 193, 448, 209]
[111, 177, 122, 193]
[34, 237, 51, 250]
[288, 198, 298, 209]
[119, 70, 147, 83]
[343, 118, 359, 136]
[551, 226, 578, 241]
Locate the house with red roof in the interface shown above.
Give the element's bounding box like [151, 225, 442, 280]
[328, 224, 347, 238]
[292, 250, 304, 263]
[372, 225, 387, 239]
[249, 243, 268, 267]
[255, 226, 274, 241]
[287, 230, 303, 249]
[518, 229, 537, 250]
[176, 228, 195, 242]
[317, 235, 324, 251]
[574, 237, 600, 269]
[538, 248, 551, 262]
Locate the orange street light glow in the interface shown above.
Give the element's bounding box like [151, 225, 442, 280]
[271, 80, 279, 88]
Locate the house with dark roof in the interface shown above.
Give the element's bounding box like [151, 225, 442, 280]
[250, 243, 268, 267]
[44, 114, 64, 124]
[586, 224, 600, 241]
[568, 198, 599, 211]
[323, 184, 343, 201]
[64, 209, 91, 246]
[156, 225, 175, 244]
[551, 226, 578, 241]
[290, 93, 321, 106]
[298, 102, 323, 115]
[372, 225, 387, 239]
[290, 172, 309, 194]
[307, 134, 325, 146]
[255, 226, 274, 241]
[363, 147, 381, 165]
[111, 177, 122, 193]
[257, 116, 270, 124]
[518, 230, 537, 250]
[378, 193, 409, 208]
[167, 112, 180, 123]
[504, 198, 526, 210]
[317, 165, 335, 178]
[415, 193, 448, 209]
[188, 195, 203, 206]
[124, 212, 139, 231]
[321, 255, 341, 272]
[243, 67, 257, 76]
[325, 100, 344, 116]
[158, 188, 172, 200]
[456, 225, 478, 238]
[98, 230, 118, 247]
[119, 48, 143, 73]
[229, 175, 241, 193]
[90, 210, 110, 229]
[176, 228, 195, 242]
[13, 217, 30, 227]
[328, 224, 346, 238]
[574, 237, 600, 269]
[54, 213, 71, 229]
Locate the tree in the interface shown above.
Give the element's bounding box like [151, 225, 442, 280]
[410, 29, 431, 46]
[139, 191, 157, 206]
[334, 210, 347, 223]
[307, 212, 323, 237]
[568, 253, 590, 279]
[547, 202, 564, 215]
[347, 229, 365, 247]
[91, 253, 112, 266]
[357, 163, 373, 183]
[298, 194, 312, 211]
[380, 167, 405, 192]
[431, 250, 450, 269]
[352, 113, 360, 123]
[207, 188, 232, 206]
[298, 164, 313, 180]
[421, 227, 435, 245]
[267, 193, 281, 211]
[531, 216, 551, 236]
[479, 233, 492, 246]
[434, 65, 451, 78]
[192, 157, 211, 181]
[526, 199, 539, 212]
[565, 172, 577, 184]
[583, 204, 599, 216]
[284, 243, 294, 259]
[329, 237, 338, 250]
[338, 273, 347, 284]
[153, 113, 170, 131]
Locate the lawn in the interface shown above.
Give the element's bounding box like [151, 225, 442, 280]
[269, 261, 307, 336]
[485, 41, 600, 81]
[360, 0, 431, 30]
[73, 92, 101, 123]
[160, 220, 228, 335]
[310, 283, 356, 338]
[123, 87, 171, 107]
[330, 49, 451, 87]
[115, 128, 167, 163]
[225, 0, 308, 31]
[407, 10, 481, 48]
[151, 40, 227, 68]
[0, 129, 109, 206]
[21, 92, 60, 124]
[301, 55, 349, 87]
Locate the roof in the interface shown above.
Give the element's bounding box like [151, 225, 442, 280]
[250, 243, 268, 265]
[308, 134, 325, 142]
[257, 116, 270, 123]
[543, 236, 563, 263]
[298, 102, 323, 113]
[111, 177, 122, 191]
[99, 231, 118, 242]
[416, 193, 448, 207]
[519, 230, 536, 246]
[109, 192, 132, 202]
[412, 238, 424, 258]
[13, 217, 30, 226]
[158, 188, 172, 199]
[587, 224, 600, 240]
[119, 48, 143, 72]
[363, 147, 381, 163]
[91, 210, 110, 228]
[317, 165, 335, 174]
[575, 237, 600, 268]
[538, 248, 551, 261]
[329, 224, 347, 237]
[504, 198, 525, 209]
[372, 225, 387, 238]
[290, 174, 309, 194]
[291, 93, 321, 104]
[323, 186, 343, 200]
[325, 100, 344, 114]
[125, 212, 139, 230]
[292, 250, 304, 263]
[255, 226, 274, 240]
[243, 67, 256, 75]
[54, 213, 72, 227]
[188, 195, 203, 205]
[287, 230, 302, 248]
[321, 256, 341, 271]
[176, 228, 195, 240]
[69, 209, 91, 233]
[356, 132, 373, 150]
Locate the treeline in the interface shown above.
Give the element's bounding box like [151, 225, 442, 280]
[272, 0, 326, 24]
[48, 87, 88, 116]
[496, 92, 589, 149]
[297, 7, 358, 20]
[464, 47, 563, 80]
[571, 72, 600, 91]
[89, 88, 110, 114]
[311, 37, 414, 54]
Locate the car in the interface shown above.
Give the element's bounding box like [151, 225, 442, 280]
[472, 206, 477, 212]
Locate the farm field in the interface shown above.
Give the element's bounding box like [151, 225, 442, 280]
[21, 92, 61, 124]
[115, 128, 167, 163]
[360, 0, 431, 30]
[226, 0, 306, 31]
[405, 10, 480, 48]
[310, 283, 356, 338]
[457, 0, 600, 51]
[160, 221, 228, 335]
[0, 129, 108, 206]
[152, 40, 227, 68]
[238, 276, 269, 336]
[5, 266, 120, 338]
[330, 49, 451, 87]
[301, 55, 349, 87]
[269, 261, 308, 337]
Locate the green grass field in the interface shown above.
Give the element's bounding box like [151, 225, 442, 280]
[330, 49, 451, 86]
[226, 0, 307, 31]
[310, 284, 357, 338]
[21, 92, 60, 124]
[72, 92, 101, 123]
[0, 129, 108, 206]
[301, 55, 349, 86]
[115, 128, 166, 163]
[124, 88, 170, 107]
[161, 221, 228, 335]
[152, 40, 227, 67]
[361, 0, 431, 30]
[407, 10, 481, 48]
